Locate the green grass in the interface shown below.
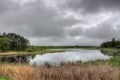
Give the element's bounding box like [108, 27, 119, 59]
[84, 55, 120, 67]
[100, 48, 120, 51]
[107, 55, 120, 66]
[0, 77, 8, 80]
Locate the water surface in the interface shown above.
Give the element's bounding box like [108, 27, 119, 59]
[30, 49, 111, 66]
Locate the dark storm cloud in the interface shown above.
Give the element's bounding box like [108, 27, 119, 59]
[66, 26, 83, 37]
[65, 0, 120, 13]
[0, 0, 120, 46]
[84, 23, 120, 40]
[0, 0, 78, 38]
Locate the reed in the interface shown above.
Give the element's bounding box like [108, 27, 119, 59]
[0, 63, 119, 80]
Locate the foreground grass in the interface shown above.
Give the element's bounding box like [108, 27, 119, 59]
[0, 63, 119, 80]
[107, 55, 120, 66]
[0, 77, 8, 80]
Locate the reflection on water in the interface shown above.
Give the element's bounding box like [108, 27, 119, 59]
[30, 49, 111, 66]
[101, 50, 120, 56]
[0, 55, 31, 63]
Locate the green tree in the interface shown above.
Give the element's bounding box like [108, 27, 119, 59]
[0, 37, 11, 52]
[111, 38, 116, 47]
[6, 33, 29, 51]
[101, 38, 120, 48]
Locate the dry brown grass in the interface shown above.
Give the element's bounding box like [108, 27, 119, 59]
[0, 49, 65, 56]
[0, 52, 17, 56]
[0, 64, 35, 80]
[0, 63, 119, 80]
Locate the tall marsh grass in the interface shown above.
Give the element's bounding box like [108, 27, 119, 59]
[0, 63, 119, 80]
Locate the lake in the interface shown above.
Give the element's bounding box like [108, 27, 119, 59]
[0, 49, 112, 66]
[29, 49, 111, 66]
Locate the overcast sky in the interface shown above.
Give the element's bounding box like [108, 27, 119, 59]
[0, 0, 120, 46]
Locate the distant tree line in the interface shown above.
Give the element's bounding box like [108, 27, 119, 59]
[34, 46, 99, 49]
[101, 38, 120, 48]
[0, 32, 29, 51]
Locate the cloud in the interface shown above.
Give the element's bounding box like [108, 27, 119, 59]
[0, 0, 78, 38]
[84, 23, 120, 40]
[0, 0, 19, 13]
[65, 26, 83, 37]
[0, 0, 119, 46]
[65, 0, 120, 13]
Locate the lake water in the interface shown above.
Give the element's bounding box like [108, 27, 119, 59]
[29, 49, 112, 66]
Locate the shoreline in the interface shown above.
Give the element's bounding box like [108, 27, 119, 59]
[0, 49, 65, 56]
[0, 48, 120, 56]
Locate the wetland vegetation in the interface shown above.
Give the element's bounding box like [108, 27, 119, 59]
[0, 48, 120, 80]
[0, 33, 120, 80]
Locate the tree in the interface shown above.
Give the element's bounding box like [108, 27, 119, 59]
[6, 33, 29, 51]
[0, 33, 29, 51]
[101, 38, 120, 48]
[0, 37, 11, 51]
[111, 38, 116, 47]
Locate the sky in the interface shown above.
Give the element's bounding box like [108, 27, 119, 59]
[0, 0, 120, 46]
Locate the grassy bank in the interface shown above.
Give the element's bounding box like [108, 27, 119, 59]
[100, 48, 120, 51]
[0, 47, 119, 56]
[0, 49, 65, 56]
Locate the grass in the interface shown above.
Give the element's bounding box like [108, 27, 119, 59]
[107, 55, 120, 66]
[84, 55, 120, 67]
[100, 48, 120, 52]
[0, 49, 65, 56]
[0, 63, 119, 80]
[0, 77, 8, 80]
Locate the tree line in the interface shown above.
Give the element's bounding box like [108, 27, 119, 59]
[0, 33, 29, 51]
[101, 38, 120, 48]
